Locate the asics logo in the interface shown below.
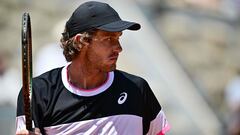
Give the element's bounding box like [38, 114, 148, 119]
[118, 92, 128, 104]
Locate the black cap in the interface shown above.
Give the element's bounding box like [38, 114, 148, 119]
[63, 1, 141, 39]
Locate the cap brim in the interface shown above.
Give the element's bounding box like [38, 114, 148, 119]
[97, 20, 141, 32]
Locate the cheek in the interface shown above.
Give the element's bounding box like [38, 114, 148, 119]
[86, 47, 116, 71]
[87, 47, 106, 63]
[87, 49, 99, 62]
[86, 42, 115, 64]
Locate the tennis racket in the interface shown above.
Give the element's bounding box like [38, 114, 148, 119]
[21, 12, 33, 131]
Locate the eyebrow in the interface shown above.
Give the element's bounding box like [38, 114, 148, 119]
[118, 32, 122, 36]
[95, 30, 123, 37]
[111, 32, 122, 37]
[104, 31, 122, 36]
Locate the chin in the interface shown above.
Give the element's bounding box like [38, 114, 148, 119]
[109, 65, 116, 71]
[102, 64, 116, 72]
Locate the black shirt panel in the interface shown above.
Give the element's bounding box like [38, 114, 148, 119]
[17, 68, 162, 134]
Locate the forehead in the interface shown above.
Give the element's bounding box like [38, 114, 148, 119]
[94, 30, 122, 37]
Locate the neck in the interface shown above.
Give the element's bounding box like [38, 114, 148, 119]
[68, 61, 108, 90]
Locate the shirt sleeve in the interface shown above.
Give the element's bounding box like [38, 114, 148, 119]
[141, 79, 170, 135]
[147, 110, 170, 135]
[16, 85, 45, 134]
[16, 89, 34, 132]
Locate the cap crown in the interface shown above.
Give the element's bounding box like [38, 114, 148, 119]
[66, 1, 121, 38]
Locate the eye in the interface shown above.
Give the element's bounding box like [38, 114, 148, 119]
[101, 36, 120, 42]
[101, 36, 111, 41]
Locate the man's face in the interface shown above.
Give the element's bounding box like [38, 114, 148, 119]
[85, 30, 122, 72]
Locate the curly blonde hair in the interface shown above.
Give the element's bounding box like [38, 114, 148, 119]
[60, 29, 96, 62]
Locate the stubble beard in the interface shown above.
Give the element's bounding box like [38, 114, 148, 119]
[101, 63, 116, 72]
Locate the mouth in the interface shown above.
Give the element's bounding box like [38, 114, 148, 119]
[108, 54, 119, 61]
[109, 56, 118, 61]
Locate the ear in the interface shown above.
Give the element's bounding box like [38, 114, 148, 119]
[74, 34, 89, 46]
[74, 34, 81, 42]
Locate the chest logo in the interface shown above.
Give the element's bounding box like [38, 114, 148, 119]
[118, 92, 128, 104]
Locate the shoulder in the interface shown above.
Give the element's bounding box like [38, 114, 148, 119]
[33, 67, 63, 82]
[32, 67, 63, 90]
[114, 70, 149, 88]
[31, 67, 64, 103]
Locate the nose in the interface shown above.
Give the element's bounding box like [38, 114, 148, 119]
[113, 41, 122, 53]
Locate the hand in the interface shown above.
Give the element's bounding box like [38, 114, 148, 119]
[16, 128, 41, 135]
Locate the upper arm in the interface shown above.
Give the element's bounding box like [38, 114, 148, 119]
[141, 80, 170, 135]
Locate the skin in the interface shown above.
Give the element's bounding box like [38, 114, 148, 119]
[16, 128, 40, 135]
[16, 30, 123, 135]
[69, 29, 122, 89]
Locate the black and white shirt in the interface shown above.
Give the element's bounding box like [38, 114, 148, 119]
[16, 65, 170, 135]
